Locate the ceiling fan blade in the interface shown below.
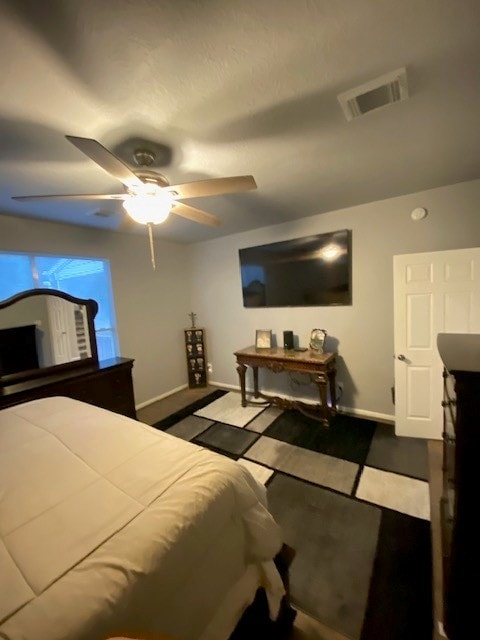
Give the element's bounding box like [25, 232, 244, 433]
[166, 175, 256, 200]
[66, 135, 143, 189]
[12, 193, 127, 201]
[171, 202, 222, 227]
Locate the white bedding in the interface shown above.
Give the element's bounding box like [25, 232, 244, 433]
[0, 397, 284, 640]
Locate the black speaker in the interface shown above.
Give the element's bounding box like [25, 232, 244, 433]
[283, 330, 294, 350]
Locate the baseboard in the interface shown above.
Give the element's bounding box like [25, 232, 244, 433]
[208, 380, 239, 391]
[135, 383, 188, 410]
[343, 407, 394, 424]
[208, 381, 395, 424]
[137, 380, 395, 424]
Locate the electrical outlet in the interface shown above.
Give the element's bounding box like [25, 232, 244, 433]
[207, 363, 213, 373]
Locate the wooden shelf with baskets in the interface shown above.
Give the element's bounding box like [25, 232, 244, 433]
[184, 328, 207, 388]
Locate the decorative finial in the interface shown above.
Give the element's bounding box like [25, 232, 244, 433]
[188, 311, 197, 328]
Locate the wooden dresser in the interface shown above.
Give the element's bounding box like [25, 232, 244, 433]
[0, 357, 137, 419]
[1, 289, 137, 420]
[437, 333, 480, 640]
[440, 367, 479, 640]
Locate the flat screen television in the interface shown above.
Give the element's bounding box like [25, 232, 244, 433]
[239, 229, 351, 308]
[0, 324, 39, 375]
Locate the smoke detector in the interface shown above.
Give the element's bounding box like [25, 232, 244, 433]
[411, 207, 428, 221]
[338, 67, 408, 121]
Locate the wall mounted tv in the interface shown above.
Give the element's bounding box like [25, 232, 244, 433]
[239, 229, 351, 308]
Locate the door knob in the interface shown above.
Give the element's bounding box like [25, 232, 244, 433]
[397, 354, 407, 361]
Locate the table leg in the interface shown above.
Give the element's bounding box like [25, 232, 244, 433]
[236, 362, 247, 407]
[314, 372, 329, 424]
[253, 366, 259, 398]
[328, 366, 337, 413]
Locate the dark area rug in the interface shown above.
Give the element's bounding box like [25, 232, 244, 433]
[366, 423, 429, 480]
[264, 410, 376, 464]
[152, 389, 227, 430]
[195, 422, 259, 456]
[360, 509, 433, 640]
[268, 473, 381, 640]
[154, 392, 433, 639]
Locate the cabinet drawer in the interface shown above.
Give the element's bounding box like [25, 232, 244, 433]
[0, 359, 136, 419]
[64, 366, 135, 417]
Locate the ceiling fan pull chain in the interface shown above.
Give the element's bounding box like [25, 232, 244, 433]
[147, 222, 156, 271]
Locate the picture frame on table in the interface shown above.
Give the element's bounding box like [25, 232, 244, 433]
[255, 329, 272, 349]
[309, 328, 327, 352]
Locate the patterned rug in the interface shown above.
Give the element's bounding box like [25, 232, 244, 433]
[153, 390, 433, 640]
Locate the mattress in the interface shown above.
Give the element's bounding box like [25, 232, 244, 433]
[0, 397, 284, 640]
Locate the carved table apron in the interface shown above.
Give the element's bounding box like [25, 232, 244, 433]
[234, 346, 337, 426]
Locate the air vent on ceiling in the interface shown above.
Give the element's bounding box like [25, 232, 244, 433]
[338, 67, 408, 121]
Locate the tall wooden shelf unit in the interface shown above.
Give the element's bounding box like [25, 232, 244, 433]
[184, 328, 207, 388]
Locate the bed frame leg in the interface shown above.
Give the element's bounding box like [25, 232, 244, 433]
[273, 544, 297, 637]
[229, 544, 297, 639]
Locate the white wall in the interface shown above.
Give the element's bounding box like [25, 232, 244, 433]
[0, 214, 192, 406]
[189, 179, 480, 420]
[2, 178, 479, 415]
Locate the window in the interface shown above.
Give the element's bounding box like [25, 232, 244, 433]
[0, 252, 119, 360]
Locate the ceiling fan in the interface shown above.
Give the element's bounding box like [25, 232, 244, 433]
[12, 135, 257, 268]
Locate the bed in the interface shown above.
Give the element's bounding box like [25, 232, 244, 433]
[0, 396, 286, 640]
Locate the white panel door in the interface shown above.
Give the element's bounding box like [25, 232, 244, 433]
[394, 247, 480, 439]
[46, 297, 80, 364]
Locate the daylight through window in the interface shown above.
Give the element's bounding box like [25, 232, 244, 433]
[0, 252, 119, 360]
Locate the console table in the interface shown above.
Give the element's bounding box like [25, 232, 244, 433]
[234, 346, 337, 426]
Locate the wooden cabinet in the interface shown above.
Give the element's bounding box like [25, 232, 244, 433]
[184, 328, 207, 388]
[440, 368, 455, 637]
[439, 367, 480, 640]
[0, 290, 136, 420]
[0, 357, 137, 419]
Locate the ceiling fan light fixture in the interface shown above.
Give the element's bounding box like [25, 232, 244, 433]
[15, 136, 255, 240]
[122, 191, 174, 225]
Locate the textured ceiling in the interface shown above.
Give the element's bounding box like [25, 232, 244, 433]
[0, 0, 479, 243]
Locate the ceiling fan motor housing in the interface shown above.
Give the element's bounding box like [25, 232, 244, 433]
[133, 148, 156, 167]
[133, 170, 170, 191]
[12, 135, 255, 231]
